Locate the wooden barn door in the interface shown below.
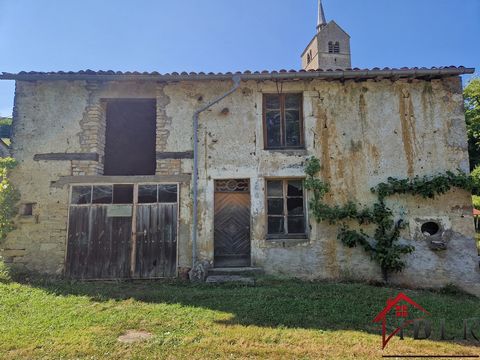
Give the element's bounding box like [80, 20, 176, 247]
[134, 203, 177, 278]
[214, 179, 251, 267]
[66, 184, 178, 280]
[65, 205, 132, 279]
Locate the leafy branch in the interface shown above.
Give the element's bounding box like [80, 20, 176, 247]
[305, 156, 473, 282]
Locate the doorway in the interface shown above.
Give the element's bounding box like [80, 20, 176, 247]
[214, 179, 251, 267]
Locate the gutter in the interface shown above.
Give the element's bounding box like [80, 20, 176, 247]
[191, 75, 242, 269]
[0, 68, 475, 82]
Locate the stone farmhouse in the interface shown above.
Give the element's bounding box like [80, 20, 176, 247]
[0, 1, 478, 291]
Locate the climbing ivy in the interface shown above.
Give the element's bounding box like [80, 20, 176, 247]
[0, 158, 19, 244]
[305, 156, 474, 282]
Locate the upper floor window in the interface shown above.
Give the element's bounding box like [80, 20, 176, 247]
[263, 93, 304, 149]
[307, 50, 313, 64]
[328, 41, 340, 54]
[334, 41, 340, 53]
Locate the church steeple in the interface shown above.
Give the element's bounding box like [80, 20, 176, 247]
[301, 0, 352, 70]
[317, 0, 327, 32]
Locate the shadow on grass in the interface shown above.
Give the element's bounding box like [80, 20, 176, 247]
[9, 273, 480, 346]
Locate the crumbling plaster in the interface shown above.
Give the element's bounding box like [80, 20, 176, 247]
[2, 76, 478, 292]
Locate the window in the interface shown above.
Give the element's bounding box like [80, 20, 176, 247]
[334, 41, 340, 54]
[266, 179, 306, 238]
[263, 93, 304, 149]
[307, 50, 313, 64]
[328, 41, 340, 54]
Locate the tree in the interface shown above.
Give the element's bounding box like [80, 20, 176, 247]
[465, 78, 480, 170]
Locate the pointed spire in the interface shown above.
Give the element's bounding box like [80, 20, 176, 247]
[317, 0, 327, 32]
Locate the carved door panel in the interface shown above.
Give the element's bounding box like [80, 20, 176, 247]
[214, 179, 251, 267]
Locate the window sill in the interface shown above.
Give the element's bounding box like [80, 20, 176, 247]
[263, 149, 308, 156]
[262, 237, 310, 248]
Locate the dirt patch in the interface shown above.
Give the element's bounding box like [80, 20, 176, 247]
[118, 330, 153, 343]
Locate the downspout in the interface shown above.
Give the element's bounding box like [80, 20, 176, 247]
[191, 75, 241, 268]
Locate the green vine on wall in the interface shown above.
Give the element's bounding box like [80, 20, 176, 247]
[305, 157, 475, 282]
[0, 158, 19, 244]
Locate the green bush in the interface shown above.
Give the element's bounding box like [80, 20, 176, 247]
[473, 195, 480, 210]
[0, 157, 19, 244]
[0, 259, 11, 283]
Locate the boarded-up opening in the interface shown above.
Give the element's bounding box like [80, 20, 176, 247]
[104, 99, 156, 176]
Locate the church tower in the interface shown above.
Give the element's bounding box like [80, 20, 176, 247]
[301, 0, 351, 70]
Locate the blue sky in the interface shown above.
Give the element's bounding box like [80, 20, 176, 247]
[0, 0, 479, 117]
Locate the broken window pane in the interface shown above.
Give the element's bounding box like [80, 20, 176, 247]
[288, 216, 305, 234]
[113, 185, 134, 204]
[287, 180, 303, 197]
[71, 186, 92, 205]
[268, 199, 283, 215]
[266, 110, 282, 148]
[158, 185, 177, 203]
[138, 185, 157, 203]
[287, 198, 303, 215]
[268, 216, 284, 235]
[92, 185, 113, 204]
[267, 181, 283, 197]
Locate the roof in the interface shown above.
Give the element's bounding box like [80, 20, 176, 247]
[0, 66, 474, 82]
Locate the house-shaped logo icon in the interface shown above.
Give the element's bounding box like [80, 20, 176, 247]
[373, 292, 430, 349]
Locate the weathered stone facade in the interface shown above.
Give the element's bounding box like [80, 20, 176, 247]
[0, 69, 478, 294]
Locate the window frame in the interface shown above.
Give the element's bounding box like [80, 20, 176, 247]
[262, 93, 305, 150]
[265, 178, 307, 240]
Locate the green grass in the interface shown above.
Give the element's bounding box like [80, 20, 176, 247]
[0, 276, 480, 359]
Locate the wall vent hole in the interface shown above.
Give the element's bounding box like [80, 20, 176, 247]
[421, 222, 440, 236]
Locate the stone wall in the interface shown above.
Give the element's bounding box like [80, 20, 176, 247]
[2, 75, 478, 294]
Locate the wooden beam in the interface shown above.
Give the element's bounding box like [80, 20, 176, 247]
[34, 153, 99, 161]
[51, 175, 191, 188]
[156, 151, 193, 160]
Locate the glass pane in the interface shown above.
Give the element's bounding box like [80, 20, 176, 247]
[267, 181, 283, 197]
[287, 180, 303, 197]
[113, 184, 134, 204]
[288, 216, 305, 234]
[158, 184, 177, 203]
[138, 185, 157, 203]
[265, 95, 280, 109]
[268, 216, 284, 235]
[268, 198, 283, 215]
[285, 94, 301, 109]
[71, 186, 91, 205]
[285, 110, 301, 147]
[287, 198, 304, 215]
[266, 110, 282, 147]
[92, 185, 113, 204]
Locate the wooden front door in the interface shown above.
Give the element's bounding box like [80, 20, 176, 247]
[214, 179, 251, 267]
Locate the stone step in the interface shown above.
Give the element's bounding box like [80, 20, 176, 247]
[207, 267, 264, 276]
[205, 275, 255, 285]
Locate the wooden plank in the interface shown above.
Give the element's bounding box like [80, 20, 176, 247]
[34, 153, 99, 161]
[66, 205, 132, 279]
[156, 151, 193, 160]
[51, 175, 190, 188]
[134, 203, 177, 278]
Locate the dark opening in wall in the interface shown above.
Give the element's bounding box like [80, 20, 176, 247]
[104, 99, 156, 176]
[421, 221, 440, 236]
[19, 203, 34, 216]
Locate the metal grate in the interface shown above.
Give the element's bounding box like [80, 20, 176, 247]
[215, 179, 250, 193]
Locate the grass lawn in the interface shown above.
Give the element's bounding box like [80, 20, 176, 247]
[1, 276, 480, 359]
